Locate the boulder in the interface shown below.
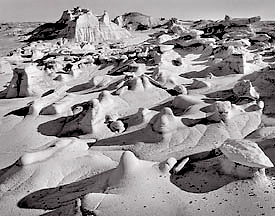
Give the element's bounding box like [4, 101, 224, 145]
[225, 53, 247, 74]
[6, 64, 45, 98]
[233, 80, 260, 99]
[220, 139, 274, 169]
[158, 34, 173, 44]
[253, 70, 275, 97]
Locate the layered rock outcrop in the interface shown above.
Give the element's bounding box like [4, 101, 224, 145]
[113, 12, 168, 30]
[29, 7, 131, 43]
[200, 15, 261, 39]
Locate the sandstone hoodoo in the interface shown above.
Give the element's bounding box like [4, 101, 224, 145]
[220, 139, 274, 169]
[28, 7, 131, 43]
[219, 139, 274, 179]
[5, 64, 48, 98]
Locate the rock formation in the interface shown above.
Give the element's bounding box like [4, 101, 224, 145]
[6, 64, 48, 98]
[224, 53, 247, 74]
[200, 15, 261, 39]
[113, 12, 168, 30]
[233, 80, 260, 99]
[1, 10, 275, 216]
[220, 139, 274, 169]
[29, 7, 131, 43]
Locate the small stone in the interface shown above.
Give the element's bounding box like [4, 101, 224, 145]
[173, 85, 187, 95]
[110, 120, 125, 133]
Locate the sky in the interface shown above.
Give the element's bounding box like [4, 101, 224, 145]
[0, 0, 275, 22]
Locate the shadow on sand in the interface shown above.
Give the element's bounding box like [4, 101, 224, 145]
[17, 171, 109, 211]
[170, 155, 237, 193]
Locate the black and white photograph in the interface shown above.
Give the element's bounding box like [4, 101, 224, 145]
[0, 0, 275, 215]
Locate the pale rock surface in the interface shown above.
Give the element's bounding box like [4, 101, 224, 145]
[0, 60, 12, 74]
[0, 138, 118, 216]
[158, 34, 173, 44]
[80, 151, 185, 216]
[93, 98, 263, 161]
[220, 139, 274, 168]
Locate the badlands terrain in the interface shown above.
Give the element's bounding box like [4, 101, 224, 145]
[1, 7, 275, 216]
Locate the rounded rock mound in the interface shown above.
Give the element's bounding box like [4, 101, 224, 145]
[220, 139, 274, 169]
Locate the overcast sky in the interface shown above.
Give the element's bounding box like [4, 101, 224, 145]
[0, 0, 275, 22]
